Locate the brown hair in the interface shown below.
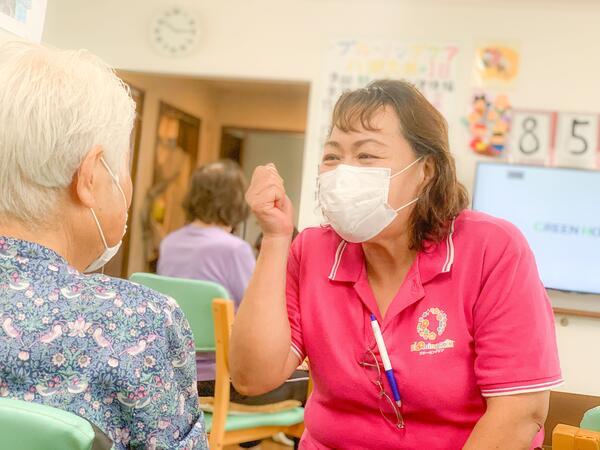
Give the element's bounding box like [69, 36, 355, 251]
[330, 79, 469, 250]
[183, 159, 249, 228]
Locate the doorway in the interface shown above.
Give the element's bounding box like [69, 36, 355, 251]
[143, 102, 201, 272]
[220, 127, 305, 250]
[112, 70, 310, 276]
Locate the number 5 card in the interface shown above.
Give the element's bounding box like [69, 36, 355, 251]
[555, 113, 599, 169]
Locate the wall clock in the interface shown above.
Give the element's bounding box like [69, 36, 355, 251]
[150, 6, 201, 57]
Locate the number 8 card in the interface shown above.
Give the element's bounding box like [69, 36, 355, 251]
[508, 111, 554, 165]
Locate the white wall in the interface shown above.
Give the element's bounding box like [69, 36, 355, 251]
[554, 291, 600, 395]
[41, 0, 600, 395]
[41, 0, 600, 224]
[241, 132, 305, 248]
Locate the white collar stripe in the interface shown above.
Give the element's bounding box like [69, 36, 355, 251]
[328, 240, 348, 280]
[481, 378, 564, 393]
[442, 219, 456, 273]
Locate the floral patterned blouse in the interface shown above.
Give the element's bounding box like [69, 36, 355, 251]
[0, 237, 208, 450]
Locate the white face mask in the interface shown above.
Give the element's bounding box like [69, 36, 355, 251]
[84, 158, 129, 273]
[317, 157, 423, 243]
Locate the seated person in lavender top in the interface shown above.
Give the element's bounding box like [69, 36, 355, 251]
[157, 160, 254, 305]
[157, 160, 255, 382]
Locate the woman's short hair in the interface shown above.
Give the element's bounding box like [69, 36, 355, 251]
[183, 160, 250, 228]
[0, 42, 136, 223]
[330, 79, 469, 250]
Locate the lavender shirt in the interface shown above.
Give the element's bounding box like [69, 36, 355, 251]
[157, 224, 255, 380]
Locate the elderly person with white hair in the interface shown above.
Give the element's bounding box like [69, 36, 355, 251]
[0, 42, 208, 449]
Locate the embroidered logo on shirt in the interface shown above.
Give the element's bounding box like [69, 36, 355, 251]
[410, 307, 455, 355]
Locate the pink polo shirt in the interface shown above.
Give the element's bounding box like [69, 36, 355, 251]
[287, 209, 562, 450]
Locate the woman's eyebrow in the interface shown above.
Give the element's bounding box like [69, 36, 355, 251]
[324, 140, 342, 149]
[352, 138, 387, 149]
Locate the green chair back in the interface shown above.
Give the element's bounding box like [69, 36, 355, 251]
[0, 398, 112, 450]
[581, 406, 600, 432]
[130, 272, 230, 352]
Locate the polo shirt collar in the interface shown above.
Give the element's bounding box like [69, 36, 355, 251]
[327, 240, 362, 283]
[327, 219, 456, 284]
[419, 219, 456, 283]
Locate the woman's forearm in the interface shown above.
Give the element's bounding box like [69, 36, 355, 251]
[229, 235, 296, 395]
[463, 393, 548, 450]
[463, 412, 537, 449]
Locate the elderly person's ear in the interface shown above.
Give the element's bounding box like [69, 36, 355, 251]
[74, 146, 104, 209]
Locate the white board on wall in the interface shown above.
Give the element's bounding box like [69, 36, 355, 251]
[0, 0, 47, 42]
[318, 40, 461, 146]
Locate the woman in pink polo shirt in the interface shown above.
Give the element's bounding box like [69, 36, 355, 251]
[230, 80, 562, 450]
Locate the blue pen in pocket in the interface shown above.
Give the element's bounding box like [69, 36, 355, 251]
[369, 314, 402, 408]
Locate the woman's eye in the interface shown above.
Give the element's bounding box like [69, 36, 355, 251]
[322, 153, 340, 162]
[358, 153, 377, 159]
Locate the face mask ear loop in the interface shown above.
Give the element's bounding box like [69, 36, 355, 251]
[394, 197, 419, 213]
[100, 157, 119, 182]
[100, 158, 127, 208]
[91, 158, 126, 275]
[90, 209, 109, 249]
[89, 208, 109, 275]
[389, 156, 424, 180]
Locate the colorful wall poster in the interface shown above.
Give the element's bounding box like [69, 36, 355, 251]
[474, 43, 520, 88]
[466, 92, 513, 157]
[319, 40, 460, 144]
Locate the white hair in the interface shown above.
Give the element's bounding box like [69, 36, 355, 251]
[0, 41, 136, 223]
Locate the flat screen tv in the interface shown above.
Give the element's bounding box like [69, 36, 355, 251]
[472, 162, 600, 295]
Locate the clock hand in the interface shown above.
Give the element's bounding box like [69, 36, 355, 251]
[162, 21, 193, 34]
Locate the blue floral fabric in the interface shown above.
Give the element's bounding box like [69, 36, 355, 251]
[0, 237, 208, 449]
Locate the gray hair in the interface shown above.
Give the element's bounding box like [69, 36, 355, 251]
[0, 41, 136, 223]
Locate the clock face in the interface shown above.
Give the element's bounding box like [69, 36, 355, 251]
[150, 7, 200, 57]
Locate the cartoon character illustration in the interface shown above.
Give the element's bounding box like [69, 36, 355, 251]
[466, 93, 513, 156]
[476, 46, 520, 83]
